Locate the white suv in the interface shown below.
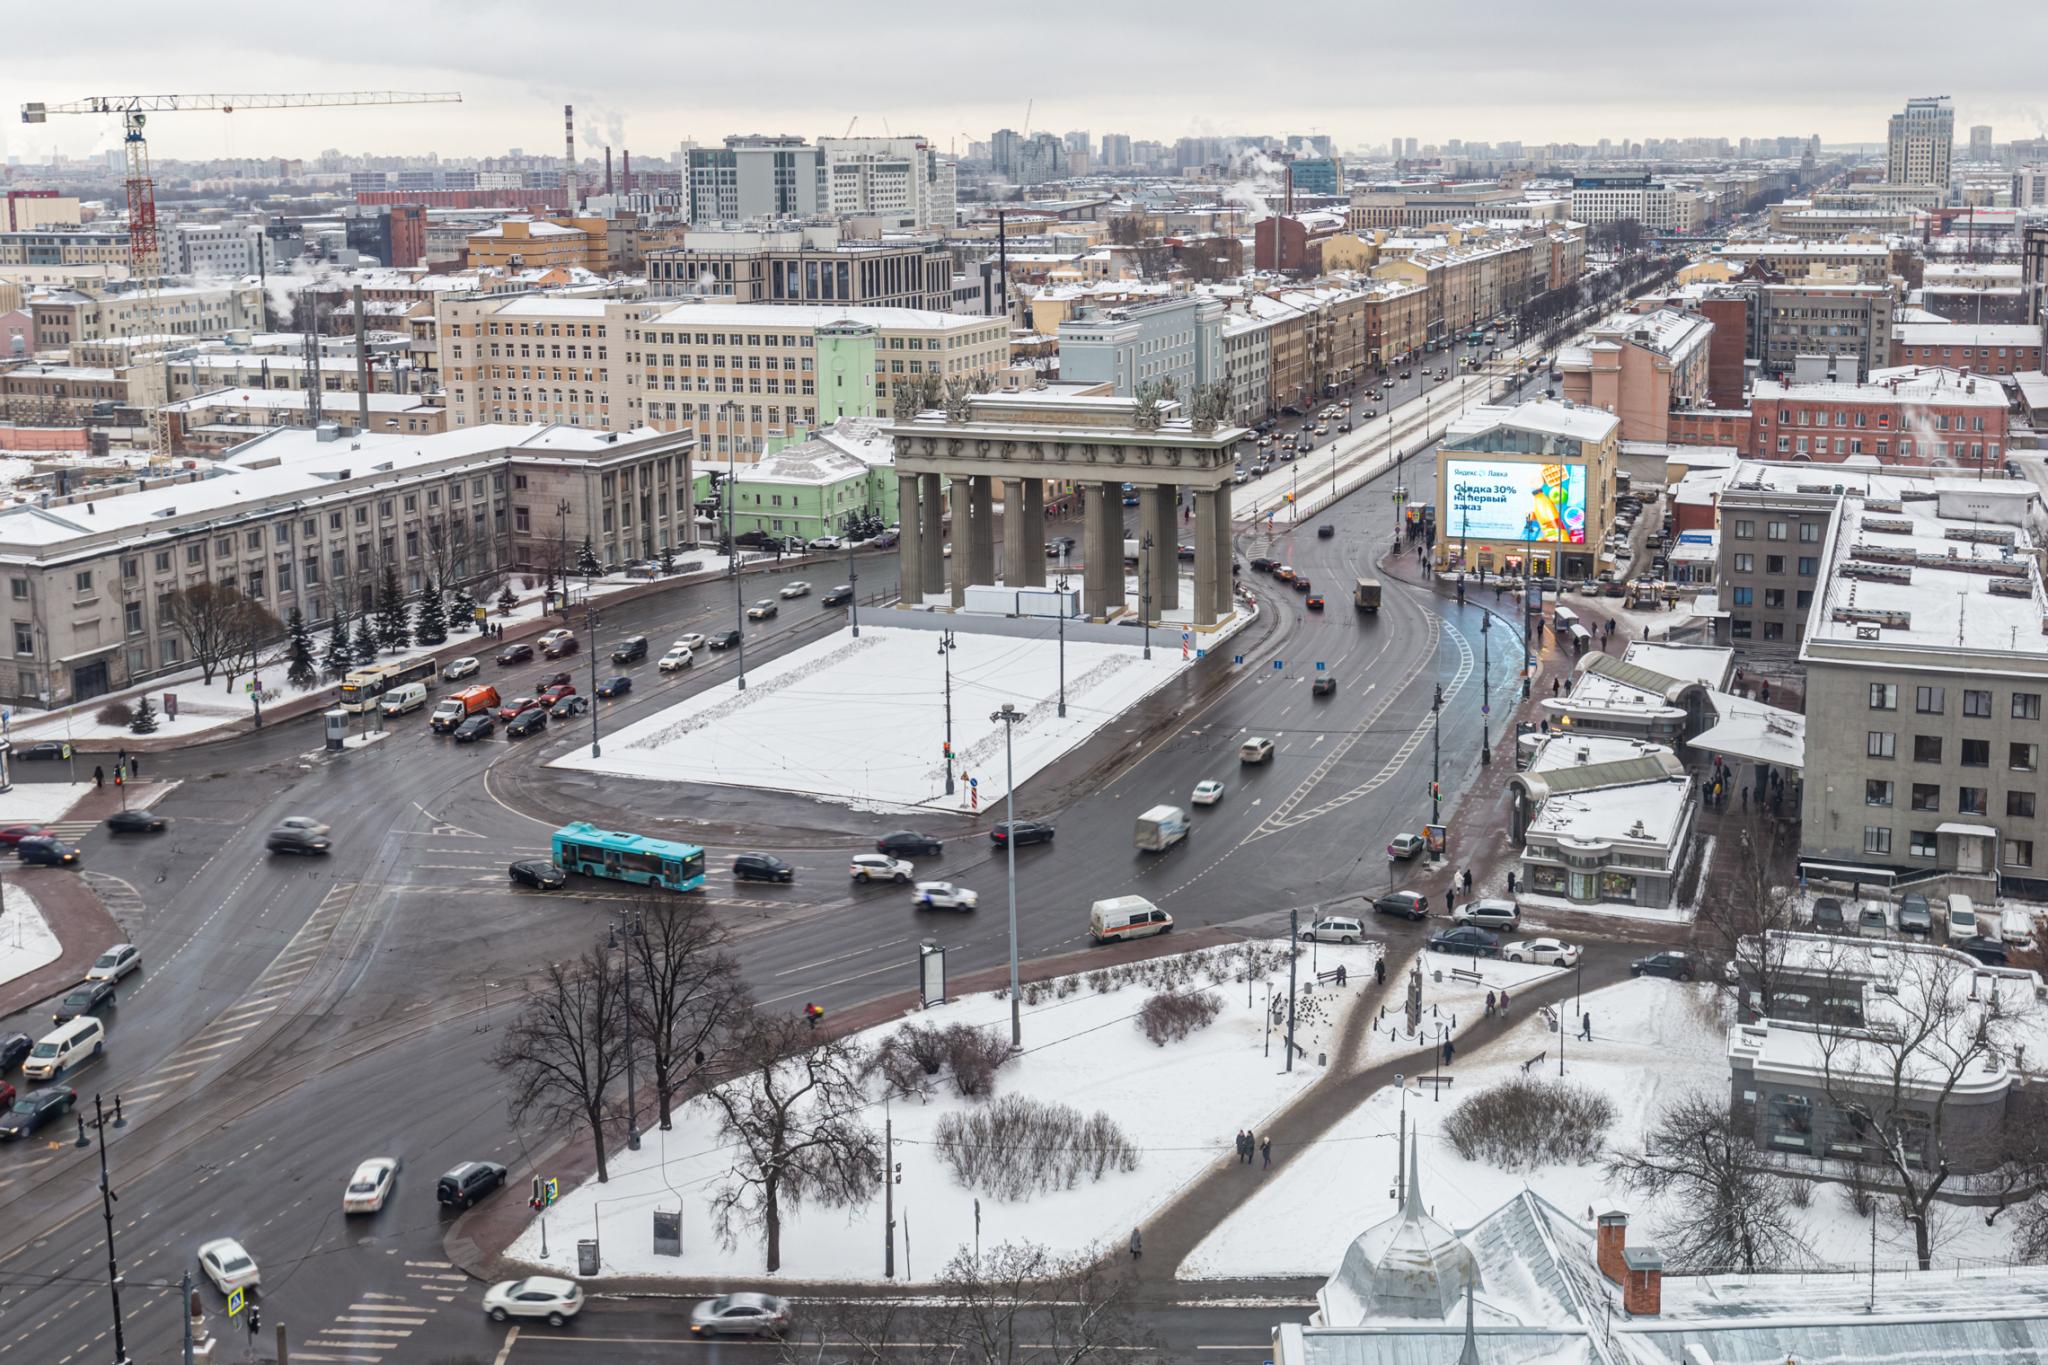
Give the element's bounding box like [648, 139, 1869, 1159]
[850, 854, 913, 883]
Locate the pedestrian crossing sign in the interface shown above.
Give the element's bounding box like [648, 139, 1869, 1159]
[227, 1286, 245, 1317]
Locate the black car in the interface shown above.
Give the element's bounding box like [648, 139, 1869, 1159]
[550, 694, 590, 719]
[1428, 926, 1499, 957]
[0, 1087, 77, 1140]
[1316, 524, 1335, 539]
[267, 827, 331, 856]
[1373, 891, 1430, 921]
[53, 979, 116, 1024]
[105, 809, 168, 835]
[506, 707, 549, 739]
[610, 636, 649, 664]
[1312, 676, 1336, 697]
[733, 852, 795, 884]
[989, 820, 1054, 848]
[1961, 936, 2010, 966]
[1045, 537, 1077, 559]
[0, 1033, 31, 1072]
[453, 714, 496, 744]
[497, 643, 535, 665]
[821, 585, 854, 607]
[15, 741, 65, 761]
[708, 629, 743, 651]
[17, 837, 79, 868]
[534, 671, 574, 692]
[509, 860, 566, 891]
[596, 676, 633, 699]
[1631, 951, 1695, 980]
[543, 635, 580, 660]
[1249, 557, 1275, 573]
[877, 831, 943, 857]
[1811, 897, 1845, 932]
[436, 1160, 508, 1209]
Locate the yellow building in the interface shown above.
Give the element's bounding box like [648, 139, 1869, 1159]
[1677, 258, 1737, 286]
[1319, 234, 1381, 273]
[464, 217, 610, 274]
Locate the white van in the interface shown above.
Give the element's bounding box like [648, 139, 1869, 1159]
[1946, 893, 1984, 944]
[379, 682, 429, 717]
[23, 1016, 105, 1081]
[1089, 895, 1172, 945]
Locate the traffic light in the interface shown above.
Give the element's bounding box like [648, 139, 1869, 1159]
[942, 741, 953, 760]
[247, 1305, 261, 1336]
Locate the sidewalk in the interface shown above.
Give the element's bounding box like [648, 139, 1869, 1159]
[0, 865, 124, 1017]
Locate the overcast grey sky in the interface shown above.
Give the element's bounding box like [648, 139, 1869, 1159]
[8, 1, 2046, 164]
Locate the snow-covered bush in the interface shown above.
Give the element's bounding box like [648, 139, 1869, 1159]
[1443, 1077, 1615, 1170]
[932, 1095, 1138, 1199]
[1137, 988, 1223, 1046]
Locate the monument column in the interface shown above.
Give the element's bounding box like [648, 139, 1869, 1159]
[918, 472, 944, 601]
[1193, 488, 1220, 628]
[1098, 481, 1128, 616]
[1082, 481, 1115, 619]
[949, 478, 973, 607]
[1137, 486, 1169, 625]
[1002, 478, 1033, 587]
[969, 476, 997, 589]
[1150, 482, 1180, 611]
[1017, 481, 1046, 587]
[898, 472, 923, 603]
[1212, 478, 1235, 620]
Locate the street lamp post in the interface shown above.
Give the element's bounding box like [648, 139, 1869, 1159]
[1480, 610, 1492, 765]
[1429, 681, 1443, 828]
[80, 1092, 130, 1365]
[1139, 533, 1153, 661]
[586, 605, 602, 758]
[721, 400, 746, 691]
[938, 629, 957, 795]
[846, 530, 860, 638]
[992, 703, 1023, 1047]
[1055, 550, 1070, 718]
[556, 498, 571, 618]
[608, 912, 642, 1151]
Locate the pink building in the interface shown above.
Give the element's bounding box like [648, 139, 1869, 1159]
[1554, 309, 1713, 443]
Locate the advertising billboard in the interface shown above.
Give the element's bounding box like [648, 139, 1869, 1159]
[1444, 459, 1587, 544]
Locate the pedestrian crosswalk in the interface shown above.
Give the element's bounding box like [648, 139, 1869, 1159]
[42, 820, 99, 841]
[82, 872, 147, 935]
[294, 1289, 449, 1363]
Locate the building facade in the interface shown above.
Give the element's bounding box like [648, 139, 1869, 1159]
[1555, 309, 1712, 444]
[1435, 401, 1620, 580]
[816, 137, 956, 230]
[685, 136, 827, 224]
[463, 217, 609, 274]
[1752, 281, 1897, 382]
[1749, 370, 2008, 467]
[1056, 295, 1225, 398]
[645, 226, 951, 312]
[1887, 96, 1955, 188]
[1890, 322, 2043, 374]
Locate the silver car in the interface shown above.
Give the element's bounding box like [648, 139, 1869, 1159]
[690, 1291, 792, 1338]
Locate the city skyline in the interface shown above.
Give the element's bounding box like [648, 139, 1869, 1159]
[7, 0, 2045, 164]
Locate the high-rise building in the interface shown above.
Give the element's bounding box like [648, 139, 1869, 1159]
[1404, 138, 1420, 159]
[1015, 133, 1066, 186]
[816, 137, 956, 229]
[1886, 96, 1954, 187]
[1970, 125, 1994, 161]
[1099, 133, 1132, 169]
[1063, 131, 1091, 156]
[685, 135, 827, 224]
[989, 128, 1022, 177]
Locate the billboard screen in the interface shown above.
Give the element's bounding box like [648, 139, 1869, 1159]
[1444, 459, 1587, 544]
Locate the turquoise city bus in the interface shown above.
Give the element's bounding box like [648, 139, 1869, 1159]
[551, 822, 707, 892]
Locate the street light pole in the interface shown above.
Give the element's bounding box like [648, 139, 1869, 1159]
[847, 532, 860, 638]
[938, 629, 956, 795]
[609, 913, 641, 1151]
[1480, 610, 1492, 765]
[82, 1092, 130, 1365]
[1430, 681, 1443, 828]
[1055, 551, 1069, 718]
[1139, 532, 1152, 661]
[992, 703, 1022, 1047]
[722, 400, 746, 691]
[587, 605, 602, 759]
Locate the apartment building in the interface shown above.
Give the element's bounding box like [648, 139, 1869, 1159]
[645, 225, 951, 312]
[1218, 311, 1272, 425]
[1797, 476, 2047, 892]
[1370, 235, 1541, 343]
[1554, 309, 1712, 443]
[157, 388, 448, 458]
[1765, 205, 1920, 239]
[1890, 322, 2043, 374]
[30, 282, 268, 350]
[1749, 368, 2008, 467]
[1716, 241, 1897, 286]
[685, 136, 828, 224]
[0, 228, 130, 268]
[1568, 175, 1710, 232]
[1435, 400, 1621, 581]
[816, 137, 956, 230]
[1710, 463, 1844, 654]
[463, 217, 610, 274]
[1752, 281, 1896, 381]
[1057, 294, 1225, 398]
[167, 223, 270, 278]
[1346, 183, 1567, 230]
[0, 422, 694, 706]
[1887, 96, 1954, 188]
[0, 363, 159, 425]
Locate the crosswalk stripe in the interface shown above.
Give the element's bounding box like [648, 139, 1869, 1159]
[291, 1354, 383, 1363]
[404, 1259, 454, 1269]
[337, 1316, 426, 1326]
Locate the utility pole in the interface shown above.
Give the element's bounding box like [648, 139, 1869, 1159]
[587, 604, 602, 758]
[1139, 532, 1152, 661]
[1430, 682, 1443, 827]
[847, 532, 860, 638]
[1285, 907, 1299, 1073]
[609, 910, 641, 1151]
[722, 400, 747, 690]
[883, 1102, 896, 1278]
[993, 704, 1022, 1047]
[555, 498, 571, 618]
[1480, 611, 1492, 765]
[939, 630, 957, 796]
[1055, 550, 1069, 717]
[181, 1272, 194, 1365]
[81, 1092, 129, 1365]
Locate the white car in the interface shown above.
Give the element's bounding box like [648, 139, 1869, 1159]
[780, 581, 812, 599]
[197, 1238, 260, 1294]
[483, 1276, 584, 1327]
[1299, 916, 1365, 944]
[746, 599, 778, 621]
[538, 628, 573, 648]
[659, 645, 695, 673]
[1503, 937, 1580, 967]
[674, 633, 707, 651]
[277, 815, 331, 837]
[914, 881, 978, 910]
[441, 656, 481, 682]
[85, 943, 141, 983]
[808, 535, 843, 551]
[850, 854, 913, 884]
[342, 1157, 398, 1214]
[1191, 779, 1225, 806]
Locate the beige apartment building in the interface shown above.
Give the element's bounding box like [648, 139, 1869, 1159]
[1372, 236, 1542, 343]
[0, 422, 694, 707]
[31, 282, 268, 350]
[0, 228, 130, 268]
[1554, 309, 1713, 444]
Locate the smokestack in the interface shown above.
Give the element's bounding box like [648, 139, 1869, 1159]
[605, 147, 614, 198]
[622, 150, 632, 195]
[563, 103, 577, 212]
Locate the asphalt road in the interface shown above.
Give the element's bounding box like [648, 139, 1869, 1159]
[0, 343, 1635, 1365]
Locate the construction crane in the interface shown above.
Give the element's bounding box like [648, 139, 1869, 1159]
[21, 91, 461, 457]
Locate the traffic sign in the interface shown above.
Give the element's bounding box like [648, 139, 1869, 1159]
[1233, 654, 1244, 665]
[1272, 659, 1284, 670]
[227, 1286, 246, 1318]
[1316, 661, 1326, 671]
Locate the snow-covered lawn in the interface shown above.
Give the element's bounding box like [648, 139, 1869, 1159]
[1182, 976, 2014, 1278]
[552, 623, 1205, 812]
[0, 782, 89, 823]
[507, 940, 1382, 1283]
[0, 885, 59, 989]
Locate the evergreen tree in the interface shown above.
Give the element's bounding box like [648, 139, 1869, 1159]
[353, 613, 379, 665]
[284, 608, 317, 690]
[495, 584, 518, 616]
[576, 536, 602, 578]
[414, 579, 448, 646]
[375, 564, 411, 651]
[450, 586, 477, 634]
[129, 694, 159, 735]
[323, 605, 354, 680]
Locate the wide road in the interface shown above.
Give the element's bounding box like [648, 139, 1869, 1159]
[0, 348, 1632, 1365]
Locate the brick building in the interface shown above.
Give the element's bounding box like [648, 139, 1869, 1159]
[1890, 322, 2043, 375]
[1750, 368, 2010, 468]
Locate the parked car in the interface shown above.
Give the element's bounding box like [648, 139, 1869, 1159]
[342, 1157, 399, 1214]
[659, 644, 696, 672]
[610, 636, 649, 663]
[436, 1160, 508, 1208]
[1858, 904, 1891, 937]
[1503, 938, 1580, 967]
[86, 944, 141, 983]
[105, 810, 167, 835]
[1300, 916, 1365, 945]
[1811, 896, 1846, 932]
[822, 585, 854, 607]
[0, 1085, 76, 1139]
[1960, 935, 2011, 966]
[484, 1276, 584, 1327]
[913, 882, 978, 910]
[733, 852, 795, 884]
[989, 821, 1054, 847]
[17, 837, 80, 867]
[1387, 833, 1428, 860]
[1373, 891, 1430, 921]
[690, 1292, 792, 1339]
[1429, 925, 1499, 957]
[452, 714, 496, 744]
[1897, 893, 1933, 935]
[1630, 951, 1696, 980]
[197, 1238, 260, 1294]
[1191, 779, 1225, 806]
[508, 860, 566, 890]
[807, 536, 843, 552]
[850, 854, 913, 884]
[746, 600, 779, 621]
[496, 642, 535, 665]
[708, 629, 743, 650]
[596, 676, 633, 699]
[506, 708, 549, 739]
[442, 656, 481, 682]
[1452, 899, 1521, 931]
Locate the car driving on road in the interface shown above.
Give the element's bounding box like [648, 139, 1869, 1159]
[509, 860, 566, 890]
[876, 831, 943, 856]
[746, 599, 779, 621]
[779, 581, 812, 599]
[86, 944, 140, 983]
[342, 1158, 399, 1214]
[1631, 951, 1695, 980]
[659, 644, 695, 672]
[1299, 917, 1365, 944]
[266, 826, 331, 855]
[105, 809, 168, 835]
[1387, 833, 1427, 860]
[708, 629, 743, 650]
[989, 820, 1054, 847]
[733, 852, 795, 883]
[1503, 938, 1580, 966]
[197, 1238, 260, 1294]
[1191, 779, 1225, 806]
[913, 882, 978, 910]
[691, 1292, 792, 1339]
[485, 1276, 584, 1327]
[442, 656, 481, 682]
[1428, 925, 1499, 957]
[1373, 891, 1430, 921]
[0, 1086, 76, 1139]
[850, 854, 913, 884]
[53, 979, 116, 1024]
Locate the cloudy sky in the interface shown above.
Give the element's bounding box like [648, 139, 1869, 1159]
[8, 1, 2044, 164]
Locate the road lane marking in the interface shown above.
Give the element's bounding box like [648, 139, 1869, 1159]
[489, 1327, 520, 1365]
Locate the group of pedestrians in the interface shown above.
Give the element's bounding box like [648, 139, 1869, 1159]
[1233, 1129, 1272, 1169]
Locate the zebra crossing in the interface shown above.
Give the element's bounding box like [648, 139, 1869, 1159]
[293, 1287, 450, 1363]
[40, 819, 100, 842]
[82, 871, 147, 934]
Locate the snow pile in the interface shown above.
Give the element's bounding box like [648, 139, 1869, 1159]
[506, 940, 1383, 1282]
[0, 782, 89, 824]
[0, 886, 59, 989]
[552, 624, 1196, 812]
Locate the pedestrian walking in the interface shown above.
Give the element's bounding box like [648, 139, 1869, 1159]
[92, 765, 104, 789]
[1485, 990, 1497, 1017]
[1461, 867, 1474, 895]
[1581, 1012, 1592, 1041]
[1442, 1038, 1455, 1066]
[1506, 870, 1518, 895]
[1741, 786, 1748, 811]
[1129, 1227, 1143, 1259]
[130, 752, 140, 777]
[1498, 989, 1510, 1015]
[1261, 1135, 1272, 1169]
[1374, 958, 1386, 985]
[1444, 886, 1456, 914]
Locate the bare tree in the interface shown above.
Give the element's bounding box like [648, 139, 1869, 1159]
[492, 948, 632, 1184]
[1698, 815, 1806, 1020]
[1608, 1089, 1812, 1272]
[707, 1009, 878, 1273]
[164, 582, 282, 686]
[625, 895, 750, 1130]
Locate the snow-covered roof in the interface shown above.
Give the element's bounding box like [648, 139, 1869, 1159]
[1443, 400, 1619, 449]
[1893, 322, 2042, 349]
[1691, 691, 1805, 771]
[1320, 1144, 1476, 1325]
[159, 387, 436, 416]
[810, 416, 893, 469]
[734, 437, 871, 487]
[1752, 368, 2009, 407]
[1618, 642, 1733, 690]
[470, 218, 582, 239]
[647, 300, 999, 333]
